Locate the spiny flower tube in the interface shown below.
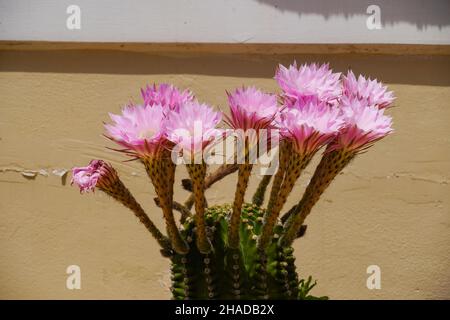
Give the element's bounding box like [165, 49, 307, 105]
[275, 62, 342, 107]
[104, 104, 189, 254]
[165, 101, 223, 253]
[342, 71, 395, 109]
[280, 97, 393, 246]
[225, 86, 279, 249]
[141, 83, 194, 111]
[258, 101, 343, 250]
[71, 160, 172, 255]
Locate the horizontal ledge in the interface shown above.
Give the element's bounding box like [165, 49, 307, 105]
[1, 41, 450, 56]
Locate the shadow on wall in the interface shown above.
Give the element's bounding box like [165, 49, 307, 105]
[255, 0, 450, 29]
[1, 50, 450, 87]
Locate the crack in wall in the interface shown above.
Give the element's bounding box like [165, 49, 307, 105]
[1, 166, 449, 186]
[0, 167, 69, 184]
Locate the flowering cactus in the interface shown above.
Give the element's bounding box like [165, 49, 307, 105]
[72, 64, 394, 300]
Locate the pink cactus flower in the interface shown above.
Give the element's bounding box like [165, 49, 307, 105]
[342, 71, 395, 109]
[71, 160, 114, 193]
[141, 83, 194, 111]
[104, 104, 168, 157]
[279, 101, 344, 155]
[275, 62, 342, 107]
[165, 100, 223, 156]
[225, 86, 279, 131]
[329, 96, 393, 153]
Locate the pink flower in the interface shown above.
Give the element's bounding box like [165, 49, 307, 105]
[141, 83, 194, 111]
[104, 104, 168, 157]
[279, 101, 344, 154]
[165, 101, 223, 156]
[342, 71, 395, 109]
[71, 160, 115, 193]
[329, 96, 393, 152]
[226, 86, 279, 131]
[275, 62, 342, 107]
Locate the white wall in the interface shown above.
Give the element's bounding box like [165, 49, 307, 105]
[0, 0, 449, 44]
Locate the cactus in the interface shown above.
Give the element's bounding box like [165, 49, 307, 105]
[171, 203, 323, 300]
[71, 63, 394, 300]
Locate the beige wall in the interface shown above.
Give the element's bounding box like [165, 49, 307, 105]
[0, 49, 449, 299]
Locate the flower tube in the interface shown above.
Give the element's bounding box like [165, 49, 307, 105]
[165, 100, 223, 253]
[71, 160, 172, 255]
[225, 86, 279, 249]
[281, 96, 393, 246]
[258, 101, 343, 250]
[104, 104, 189, 254]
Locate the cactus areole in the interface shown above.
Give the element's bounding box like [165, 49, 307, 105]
[71, 64, 394, 299]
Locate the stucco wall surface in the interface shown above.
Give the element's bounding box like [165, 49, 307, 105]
[0, 50, 449, 299]
[2, 0, 450, 44]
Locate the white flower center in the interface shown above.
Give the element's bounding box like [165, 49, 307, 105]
[138, 129, 156, 139]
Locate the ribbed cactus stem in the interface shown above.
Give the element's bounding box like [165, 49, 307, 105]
[171, 255, 191, 299]
[97, 168, 172, 256]
[186, 162, 212, 254]
[280, 149, 355, 246]
[255, 248, 269, 299]
[228, 163, 253, 248]
[252, 174, 272, 207]
[143, 157, 189, 254]
[202, 253, 217, 299]
[227, 249, 244, 299]
[170, 204, 324, 300]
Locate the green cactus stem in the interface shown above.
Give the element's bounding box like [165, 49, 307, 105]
[170, 203, 324, 300]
